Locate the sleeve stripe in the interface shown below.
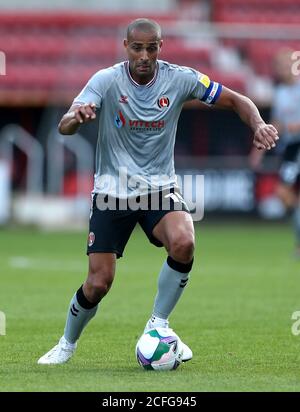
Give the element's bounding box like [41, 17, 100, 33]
[72, 101, 85, 106]
[73, 100, 101, 108]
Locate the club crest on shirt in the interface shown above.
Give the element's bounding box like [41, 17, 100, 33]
[157, 96, 170, 109]
[88, 232, 95, 247]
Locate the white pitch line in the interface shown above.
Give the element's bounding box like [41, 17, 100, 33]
[9, 256, 86, 272]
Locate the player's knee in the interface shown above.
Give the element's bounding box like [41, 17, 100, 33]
[168, 233, 194, 263]
[86, 268, 114, 300]
[85, 278, 112, 301]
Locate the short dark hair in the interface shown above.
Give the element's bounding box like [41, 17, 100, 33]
[126, 18, 162, 41]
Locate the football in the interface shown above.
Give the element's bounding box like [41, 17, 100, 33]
[135, 327, 183, 371]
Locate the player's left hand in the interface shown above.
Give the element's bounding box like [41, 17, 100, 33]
[253, 124, 279, 150]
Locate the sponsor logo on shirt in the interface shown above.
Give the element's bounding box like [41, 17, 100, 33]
[129, 120, 165, 130]
[114, 111, 165, 131]
[157, 96, 170, 109]
[114, 111, 126, 128]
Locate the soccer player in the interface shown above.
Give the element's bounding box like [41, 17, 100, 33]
[38, 18, 279, 364]
[250, 48, 300, 256]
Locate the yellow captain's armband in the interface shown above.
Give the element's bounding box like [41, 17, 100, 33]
[198, 74, 210, 89]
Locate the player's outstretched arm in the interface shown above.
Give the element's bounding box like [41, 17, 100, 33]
[214, 86, 279, 151]
[58, 103, 97, 135]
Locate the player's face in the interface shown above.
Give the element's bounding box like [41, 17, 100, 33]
[124, 29, 162, 84]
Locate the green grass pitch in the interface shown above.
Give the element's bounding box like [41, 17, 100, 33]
[0, 221, 299, 392]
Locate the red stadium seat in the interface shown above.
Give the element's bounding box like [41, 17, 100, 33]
[0, 9, 285, 105]
[212, 0, 300, 24]
[160, 40, 212, 67]
[246, 39, 300, 76]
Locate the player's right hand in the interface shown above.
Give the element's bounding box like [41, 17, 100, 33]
[71, 103, 97, 124]
[253, 123, 279, 150]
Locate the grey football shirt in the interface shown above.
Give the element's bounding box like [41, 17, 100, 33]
[271, 81, 300, 153]
[73, 60, 222, 198]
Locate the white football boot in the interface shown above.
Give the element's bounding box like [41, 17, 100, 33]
[37, 336, 77, 365]
[144, 318, 193, 362]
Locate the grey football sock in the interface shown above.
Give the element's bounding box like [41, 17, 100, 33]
[152, 257, 193, 320]
[293, 207, 300, 246]
[64, 290, 98, 344]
